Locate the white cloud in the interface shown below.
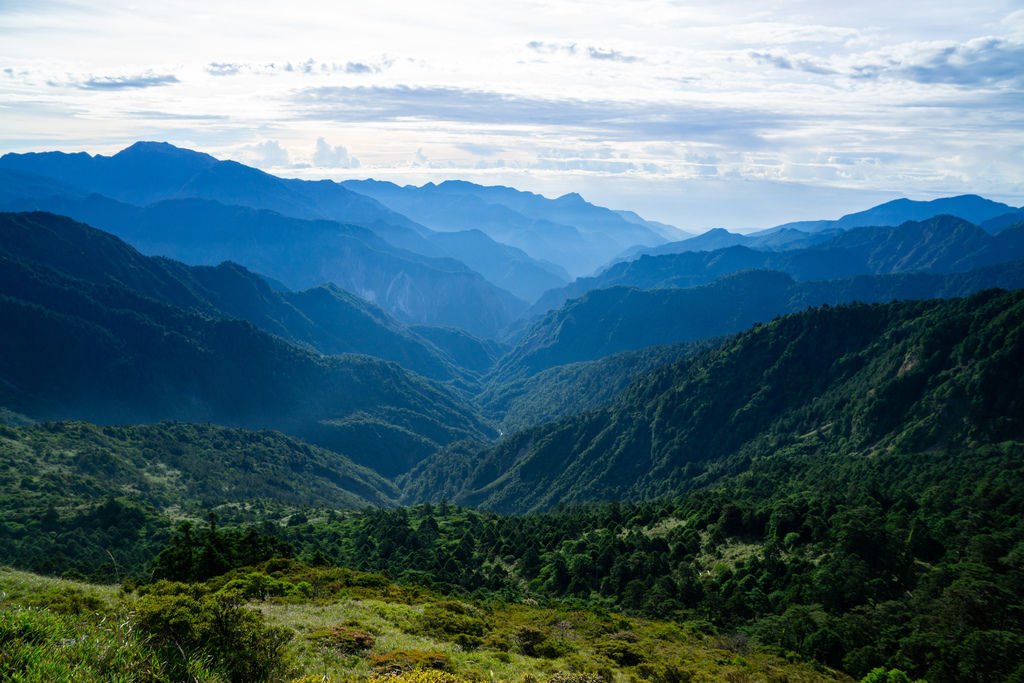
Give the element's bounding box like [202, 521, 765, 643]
[1, 0, 1022, 225]
[238, 140, 290, 168]
[312, 137, 360, 168]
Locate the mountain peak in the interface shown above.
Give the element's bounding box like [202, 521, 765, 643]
[556, 191, 586, 204]
[112, 141, 217, 164]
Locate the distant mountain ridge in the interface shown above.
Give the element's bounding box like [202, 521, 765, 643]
[0, 188, 529, 337]
[343, 178, 682, 276]
[0, 142, 418, 226]
[535, 215, 1024, 314]
[771, 194, 1019, 234]
[0, 211, 494, 476]
[0, 142, 568, 320]
[498, 265, 1024, 380]
[620, 194, 1023, 263]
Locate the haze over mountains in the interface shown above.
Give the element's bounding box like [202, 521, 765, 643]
[616, 194, 1024, 262]
[2, 140, 1024, 682]
[0, 143, 573, 333]
[534, 214, 1024, 315]
[1, 141, 1023, 482]
[342, 178, 680, 276]
[0, 212, 494, 476]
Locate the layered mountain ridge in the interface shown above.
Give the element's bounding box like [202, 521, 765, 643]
[411, 290, 1024, 512]
[0, 212, 493, 476]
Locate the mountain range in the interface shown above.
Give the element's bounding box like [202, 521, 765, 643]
[535, 215, 1024, 315]
[619, 194, 1024, 262]
[0, 142, 679, 319]
[343, 178, 682, 276]
[410, 290, 1024, 512]
[0, 211, 493, 476]
[498, 264, 1024, 380]
[2, 141, 1023, 683]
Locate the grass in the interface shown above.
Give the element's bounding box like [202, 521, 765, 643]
[0, 569, 165, 682]
[0, 565, 852, 682]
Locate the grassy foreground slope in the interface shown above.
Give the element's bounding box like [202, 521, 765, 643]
[0, 564, 848, 683]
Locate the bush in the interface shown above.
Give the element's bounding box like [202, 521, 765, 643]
[546, 674, 605, 683]
[369, 670, 469, 683]
[417, 602, 489, 641]
[371, 649, 452, 674]
[595, 637, 645, 666]
[24, 587, 105, 615]
[310, 626, 376, 654]
[859, 669, 923, 683]
[515, 626, 573, 659]
[134, 584, 292, 682]
[635, 663, 695, 683]
[482, 632, 512, 652]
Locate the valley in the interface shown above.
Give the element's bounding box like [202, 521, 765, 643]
[0, 143, 1022, 682]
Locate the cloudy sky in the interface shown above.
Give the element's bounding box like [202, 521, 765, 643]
[1, 1, 1022, 229]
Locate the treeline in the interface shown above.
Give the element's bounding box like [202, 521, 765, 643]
[248, 442, 1022, 682]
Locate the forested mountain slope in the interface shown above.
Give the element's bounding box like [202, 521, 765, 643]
[0, 211, 483, 383]
[477, 342, 707, 432]
[419, 290, 1024, 512]
[499, 264, 1024, 379]
[0, 212, 493, 475]
[0, 420, 398, 577]
[0, 192, 527, 336]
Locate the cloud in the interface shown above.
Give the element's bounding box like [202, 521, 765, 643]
[527, 41, 640, 63]
[750, 51, 793, 70]
[312, 137, 360, 168]
[125, 110, 228, 121]
[291, 86, 790, 145]
[455, 141, 502, 156]
[343, 62, 378, 74]
[879, 37, 1024, 86]
[71, 73, 179, 90]
[752, 36, 1024, 86]
[533, 157, 666, 174]
[749, 51, 836, 75]
[586, 47, 640, 63]
[203, 58, 394, 77]
[241, 140, 290, 168]
[526, 41, 577, 55]
[207, 62, 244, 76]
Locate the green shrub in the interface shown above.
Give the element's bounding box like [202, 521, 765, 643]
[546, 673, 605, 683]
[595, 637, 645, 666]
[411, 601, 489, 650]
[859, 668, 924, 683]
[24, 587, 105, 615]
[367, 670, 469, 683]
[134, 584, 292, 682]
[515, 626, 573, 659]
[371, 649, 452, 674]
[482, 632, 512, 652]
[635, 663, 695, 683]
[309, 625, 376, 654]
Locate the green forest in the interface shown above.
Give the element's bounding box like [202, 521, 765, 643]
[2, 210, 1024, 681]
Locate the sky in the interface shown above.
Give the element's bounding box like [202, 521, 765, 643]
[1, 0, 1023, 231]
